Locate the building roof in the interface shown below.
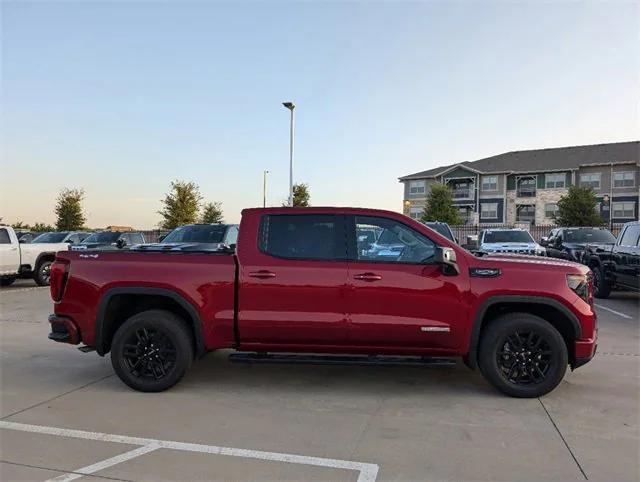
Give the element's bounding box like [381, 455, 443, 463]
[399, 141, 640, 181]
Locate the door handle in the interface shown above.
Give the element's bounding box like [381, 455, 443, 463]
[248, 270, 276, 279]
[353, 272, 382, 281]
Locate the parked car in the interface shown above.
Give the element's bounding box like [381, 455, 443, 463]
[48, 207, 596, 397]
[15, 231, 36, 244]
[72, 231, 146, 251]
[0, 226, 70, 286]
[541, 227, 616, 263]
[134, 224, 239, 251]
[479, 228, 546, 256]
[581, 221, 640, 298]
[424, 221, 456, 243]
[32, 231, 90, 245]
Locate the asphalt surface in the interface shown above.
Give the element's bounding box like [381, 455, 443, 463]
[1, 279, 638, 482]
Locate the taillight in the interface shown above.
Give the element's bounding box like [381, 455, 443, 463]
[50, 259, 69, 302]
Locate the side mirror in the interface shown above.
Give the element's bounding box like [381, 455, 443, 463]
[434, 247, 459, 275]
[19, 238, 27, 244]
[540, 237, 548, 247]
[116, 238, 126, 249]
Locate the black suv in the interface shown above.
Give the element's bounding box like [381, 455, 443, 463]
[72, 231, 146, 251]
[541, 227, 616, 263]
[582, 221, 640, 298]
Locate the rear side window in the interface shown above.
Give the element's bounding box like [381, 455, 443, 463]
[260, 215, 346, 260]
[0, 229, 10, 244]
[619, 225, 640, 247]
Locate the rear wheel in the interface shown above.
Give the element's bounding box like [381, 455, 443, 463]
[592, 266, 611, 299]
[0, 277, 16, 287]
[111, 310, 194, 392]
[34, 259, 53, 286]
[479, 313, 568, 398]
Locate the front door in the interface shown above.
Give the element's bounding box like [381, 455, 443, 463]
[346, 215, 468, 350]
[613, 224, 640, 290]
[0, 228, 20, 276]
[237, 213, 349, 347]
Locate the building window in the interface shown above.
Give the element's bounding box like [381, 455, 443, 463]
[409, 207, 423, 220]
[516, 205, 535, 223]
[481, 176, 498, 192]
[409, 180, 426, 194]
[613, 171, 636, 188]
[580, 173, 601, 189]
[480, 203, 498, 220]
[545, 203, 559, 218]
[545, 173, 565, 188]
[612, 202, 635, 219]
[516, 176, 536, 197]
[458, 206, 472, 223]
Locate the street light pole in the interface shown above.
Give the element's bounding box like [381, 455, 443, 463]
[283, 102, 295, 207]
[263, 170, 269, 208]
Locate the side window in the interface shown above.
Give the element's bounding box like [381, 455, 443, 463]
[129, 233, 144, 244]
[0, 229, 11, 244]
[67, 234, 80, 244]
[619, 225, 640, 247]
[225, 227, 239, 246]
[260, 215, 345, 260]
[355, 216, 436, 264]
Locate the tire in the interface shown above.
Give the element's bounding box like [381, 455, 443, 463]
[0, 277, 16, 287]
[111, 309, 194, 392]
[34, 259, 53, 286]
[592, 266, 611, 299]
[478, 313, 568, 398]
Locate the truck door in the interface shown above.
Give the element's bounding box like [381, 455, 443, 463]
[346, 215, 468, 349]
[237, 213, 349, 346]
[613, 224, 640, 290]
[0, 228, 20, 276]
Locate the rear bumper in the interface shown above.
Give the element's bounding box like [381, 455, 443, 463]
[48, 314, 80, 345]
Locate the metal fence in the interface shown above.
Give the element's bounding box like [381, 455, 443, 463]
[450, 223, 626, 245]
[140, 230, 170, 243]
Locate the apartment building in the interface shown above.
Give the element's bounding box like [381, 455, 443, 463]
[399, 141, 639, 225]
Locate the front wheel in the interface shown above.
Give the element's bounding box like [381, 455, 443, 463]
[111, 310, 194, 392]
[592, 266, 611, 299]
[479, 313, 568, 398]
[34, 259, 53, 286]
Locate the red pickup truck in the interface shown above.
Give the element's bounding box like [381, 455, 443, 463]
[48, 207, 597, 397]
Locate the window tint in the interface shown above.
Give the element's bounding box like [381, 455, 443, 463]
[225, 227, 238, 245]
[619, 225, 640, 247]
[483, 230, 534, 244]
[32, 232, 67, 243]
[0, 229, 10, 244]
[564, 229, 616, 244]
[260, 215, 345, 260]
[356, 216, 436, 263]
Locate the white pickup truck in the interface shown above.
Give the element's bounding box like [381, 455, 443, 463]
[0, 226, 70, 286]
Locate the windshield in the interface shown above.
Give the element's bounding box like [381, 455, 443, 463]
[162, 225, 227, 244]
[564, 229, 615, 243]
[483, 231, 534, 244]
[31, 232, 67, 243]
[425, 223, 454, 241]
[82, 232, 120, 244]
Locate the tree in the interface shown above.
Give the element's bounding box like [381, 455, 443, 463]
[32, 222, 55, 232]
[55, 188, 86, 230]
[283, 183, 311, 207]
[555, 185, 605, 226]
[420, 183, 463, 225]
[158, 180, 202, 229]
[201, 202, 224, 224]
[11, 221, 30, 230]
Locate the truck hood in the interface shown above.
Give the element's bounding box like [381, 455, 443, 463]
[481, 242, 540, 250]
[474, 252, 587, 272]
[562, 242, 613, 250]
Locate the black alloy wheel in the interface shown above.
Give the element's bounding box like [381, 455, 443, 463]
[122, 327, 177, 381]
[496, 331, 552, 385]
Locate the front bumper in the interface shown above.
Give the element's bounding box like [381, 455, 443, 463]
[48, 314, 80, 345]
[572, 329, 598, 370]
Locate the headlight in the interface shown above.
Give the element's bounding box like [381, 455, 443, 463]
[567, 274, 591, 304]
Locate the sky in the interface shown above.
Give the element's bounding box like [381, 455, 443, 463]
[1, 0, 638, 228]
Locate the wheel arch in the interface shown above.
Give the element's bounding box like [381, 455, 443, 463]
[95, 287, 206, 358]
[466, 295, 581, 370]
[34, 252, 56, 270]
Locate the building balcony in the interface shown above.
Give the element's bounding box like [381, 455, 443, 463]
[516, 187, 536, 197]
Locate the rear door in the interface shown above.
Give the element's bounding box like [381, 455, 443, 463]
[237, 213, 349, 346]
[346, 215, 468, 349]
[613, 224, 640, 290]
[0, 228, 20, 276]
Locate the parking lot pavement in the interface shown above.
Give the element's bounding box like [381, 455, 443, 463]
[0, 287, 638, 482]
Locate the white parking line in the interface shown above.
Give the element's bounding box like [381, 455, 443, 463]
[0, 420, 379, 482]
[0, 287, 48, 294]
[595, 303, 632, 319]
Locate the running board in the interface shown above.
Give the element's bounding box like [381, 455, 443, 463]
[228, 353, 456, 367]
